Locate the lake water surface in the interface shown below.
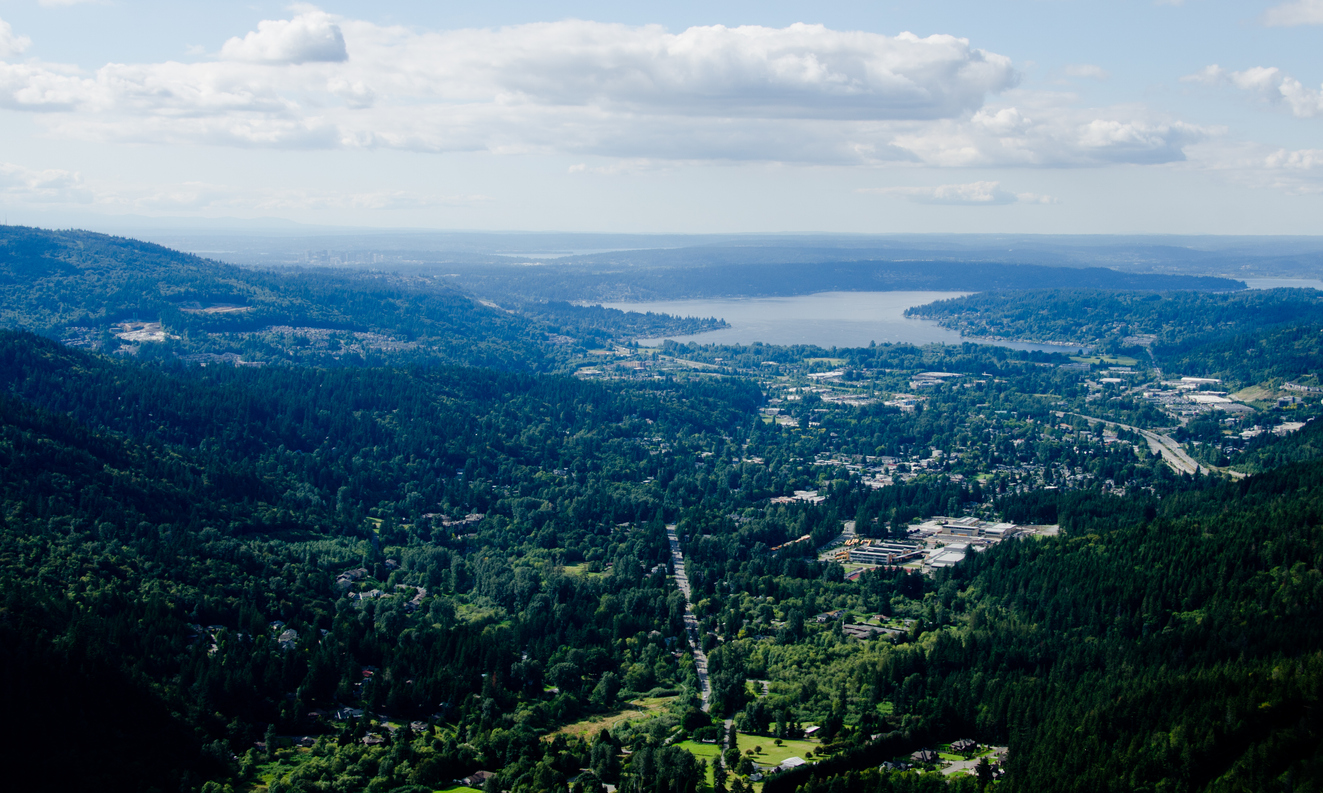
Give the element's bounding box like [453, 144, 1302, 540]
[1243, 278, 1323, 290]
[604, 291, 1081, 353]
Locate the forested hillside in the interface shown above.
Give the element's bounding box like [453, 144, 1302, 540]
[2, 226, 1322, 793]
[2, 319, 1320, 793]
[0, 225, 725, 370]
[758, 467, 1323, 793]
[907, 288, 1323, 349]
[0, 331, 761, 791]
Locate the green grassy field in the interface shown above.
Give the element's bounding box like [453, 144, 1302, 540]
[436, 786, 482, 793]
[560, 562, 606, 578]
[548, 696, 677, 740]
[736, 734, 820, 768]
[1231, 385, 1275, 405]
[1069, 355, 1140, 366]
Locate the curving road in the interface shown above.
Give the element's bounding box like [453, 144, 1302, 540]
[666, 524, 711, 712]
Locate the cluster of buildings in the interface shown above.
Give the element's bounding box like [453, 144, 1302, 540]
[909, 371, 963, 389]
[831, 518, 1057, 575]
[1240, 421, 1308, 440]
[1139, 377, 1253, 418]
[840, 540, 926, 566]
[334, 567, 370, 590]
[883, 394, 923, 413]
[300, 250, 387, 266]
[769, 489, 827, 505]
[809, 451, 949, 488]
[421, 512, 486, 529]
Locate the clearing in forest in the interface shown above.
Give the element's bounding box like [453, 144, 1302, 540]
[735, 733, 822, 769]
[548, 696, 677, 740]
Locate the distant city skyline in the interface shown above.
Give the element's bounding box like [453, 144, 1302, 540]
[0, 1, 1320, 234]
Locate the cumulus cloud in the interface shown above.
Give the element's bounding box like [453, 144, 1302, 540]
[0, 162, 91, 203]
[219, 11, 347, 64]
[1261, 0, 1323, 26]
[1184, 139, 1323, 194]
[0, 17, 30, 58]
[1186, 64, 1323, 118]
[0, 10, 1208, 169]
[888, 98, 1204, 167]
[859, 181, 1056, 205]
[412, 23, 1019, 120]
[0, 15, 1016, 129]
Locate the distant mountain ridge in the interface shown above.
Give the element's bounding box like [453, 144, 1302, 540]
[121, 227, 1323, 279]
[446, 256, 1244, 303]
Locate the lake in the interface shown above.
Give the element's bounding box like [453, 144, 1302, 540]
[603, 291, 1082, 353]
[1244, 278, 1323, 290]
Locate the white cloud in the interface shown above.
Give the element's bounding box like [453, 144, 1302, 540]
[0, 162, 90, 202]
[411, 22, 1019, 120]
[1185, 139, 1323, 194]
[1186, 64, 1323, 118]
[1063, 64, 1109, 80]
[859, 180, 1056, 205]
[0, 15, 1017, 128]
[0, 17, 30, 58]
[219, 11, 347, 64]
[0, 11, 1205, 169]
[889, 96, 1205, 167]
[1262, 0, 1323, 26]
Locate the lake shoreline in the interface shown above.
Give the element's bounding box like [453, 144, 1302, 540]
[605, 291, 1076, 354]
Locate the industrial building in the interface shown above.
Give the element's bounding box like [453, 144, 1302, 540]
[848, 542, 925, 565]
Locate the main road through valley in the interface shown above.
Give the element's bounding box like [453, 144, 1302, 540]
[666, 524, 711, 712]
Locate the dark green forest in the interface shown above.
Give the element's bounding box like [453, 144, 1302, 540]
[1, 226, 1322, 793]
[907, 288, 1322, 354]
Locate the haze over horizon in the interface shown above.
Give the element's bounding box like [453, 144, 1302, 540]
[0, 1, 1321, 235]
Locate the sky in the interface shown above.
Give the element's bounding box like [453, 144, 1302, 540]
[0, 1, 1320, 235]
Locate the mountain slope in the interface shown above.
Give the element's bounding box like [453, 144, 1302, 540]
[0, 225, 558, 369]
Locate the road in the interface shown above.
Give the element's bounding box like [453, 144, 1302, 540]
[1056, 412, 1244, 480]
[1139, 428, 1207, 476]
[666, 524, 711, 712]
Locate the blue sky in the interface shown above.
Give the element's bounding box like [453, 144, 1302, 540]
[0, 1, 1320, 234]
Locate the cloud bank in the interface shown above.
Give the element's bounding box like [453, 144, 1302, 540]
[0, 10, 1207, 169]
